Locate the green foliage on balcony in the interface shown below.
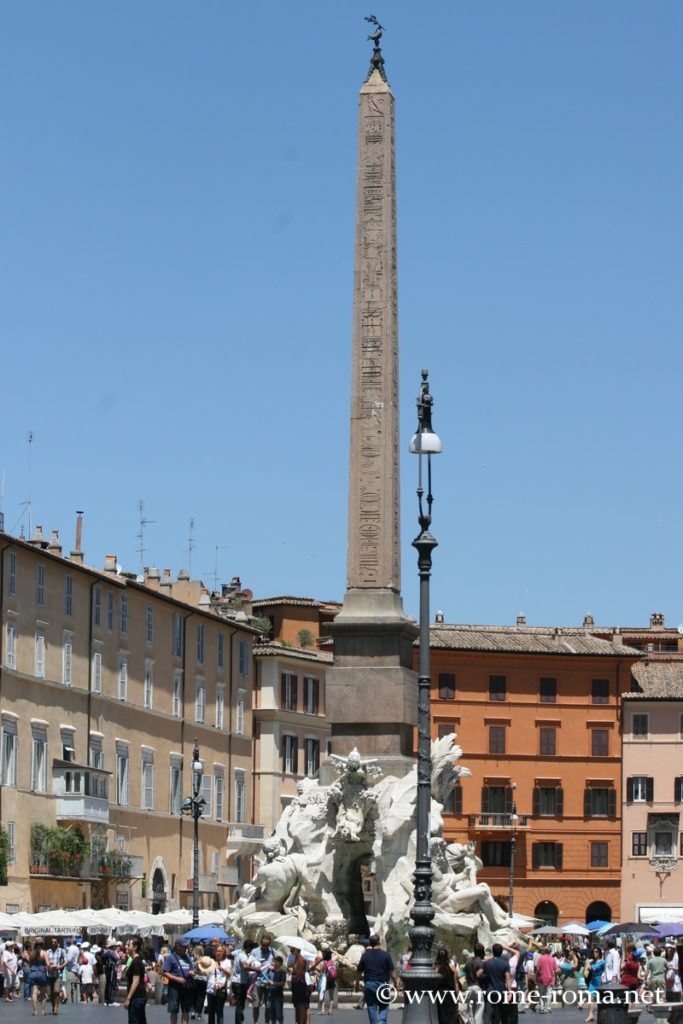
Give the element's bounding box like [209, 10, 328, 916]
[30, 823, 90, 876]
[99, 850, 132, 878]
[0, 828, 9, 886]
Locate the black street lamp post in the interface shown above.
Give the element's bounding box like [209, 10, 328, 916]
[181, 739, 205, 929]
[508, 786, 518, 919]
[401, 369, 443, 1024]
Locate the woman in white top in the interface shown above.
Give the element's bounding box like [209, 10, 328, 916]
[2, 944, 18, 1001]
[202, 946, 232, 1024]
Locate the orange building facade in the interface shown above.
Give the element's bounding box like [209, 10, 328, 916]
[426, 623, 640, 926]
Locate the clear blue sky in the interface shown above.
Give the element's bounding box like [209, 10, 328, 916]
[2, 1, 682, 628]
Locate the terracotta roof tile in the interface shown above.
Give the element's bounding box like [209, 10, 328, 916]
[626, 659, 683, 699]
[428, 624, 640, 658]
[252, 641, 333, 665]
[252, 596, 324, 609]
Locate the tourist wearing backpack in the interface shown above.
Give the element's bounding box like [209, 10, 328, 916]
[318, 950, 338, 1016]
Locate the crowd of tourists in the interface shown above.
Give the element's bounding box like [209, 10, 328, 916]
[0, 932, 340, 1024]
[1, 929, 682, 1024]
[0, 935, 148, 1015]
[400, 936, 682, 1024]
[350, 932, 683, 1024]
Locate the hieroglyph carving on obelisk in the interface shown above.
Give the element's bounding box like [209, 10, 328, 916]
[346, 67, 401, 600]
[327, 29, 417, 762]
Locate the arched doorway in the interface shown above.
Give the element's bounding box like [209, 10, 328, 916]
[586, 901, 611, 924]
[151, 868, 167, 915]
[534, 900, 558, 926]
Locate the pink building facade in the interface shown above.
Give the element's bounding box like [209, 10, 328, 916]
[621, 659, 683, 922]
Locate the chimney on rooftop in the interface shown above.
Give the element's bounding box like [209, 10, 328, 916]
[70, 511, 84, 564]
[146, 567, 161, 580]
[104, 554, 117, 574]
[650, 612, 665, 630]
[435, 610, 445, 624]
[47, 530, 63, 556]
[177, 568, 190, 581]
[160, 569, 173, 592]
[583, 614, 595, 627]
[29, 525, 49, 549]
[516, 614, 526, 627]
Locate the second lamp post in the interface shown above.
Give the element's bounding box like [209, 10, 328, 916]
[181, 739, 205, 929]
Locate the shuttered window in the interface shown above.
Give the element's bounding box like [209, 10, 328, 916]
[532, 787, 563, 817]
[283, 735, 298, 775]
[481, 786, 513, 814]
[281, 674, 297, 711]
[532, 842, 563, 869]
[584, 787, 616, 818]
[626, 776, 653, 803]
[438, 674, 456, 700]
[303, 677, 319, 714]
[539, 678, 556, 703]
[489, 676, 506, 702]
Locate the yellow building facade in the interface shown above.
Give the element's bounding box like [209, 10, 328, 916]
[0, 527, 262, 914]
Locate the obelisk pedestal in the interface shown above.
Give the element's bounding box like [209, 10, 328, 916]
[326, 51, 418, 771]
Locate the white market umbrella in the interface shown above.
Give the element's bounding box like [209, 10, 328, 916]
[562, 923, 590, 936]
[70, 909, 118, 933]
[22, 911, 84, 936]
[118, 909, 163, 933]
[272, 935, 318, 955]
[199, 911, 226, 926]
[0, 913, 20, 933]
[156, 910, 192, 928]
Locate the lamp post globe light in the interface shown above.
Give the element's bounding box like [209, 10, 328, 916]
[181, 739, 205, 929]
[401, 369, 443, 1024]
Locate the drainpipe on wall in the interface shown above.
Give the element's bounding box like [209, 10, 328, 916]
[226, 629, 237, 824]
[86, 578, 97, 771]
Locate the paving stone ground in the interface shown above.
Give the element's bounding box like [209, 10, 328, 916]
[0, 996, 626, 1024]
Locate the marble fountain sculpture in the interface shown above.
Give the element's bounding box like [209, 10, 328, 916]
[226, 736, 532, 960]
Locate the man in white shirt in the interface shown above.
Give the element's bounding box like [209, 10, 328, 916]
[232, 940, 260, 1024]
[604, 942, 621, 986]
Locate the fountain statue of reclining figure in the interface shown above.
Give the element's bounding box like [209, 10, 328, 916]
[226, 736, 533, 957]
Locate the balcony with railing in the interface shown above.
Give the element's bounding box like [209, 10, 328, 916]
[87, 851, 145, 880]
[184, 873, 219, 894]
[30, 848, 145, 880]
[226, 822, 265, 855]
[468, 813, 530, 830]
[52, 760, 110, 824]
[219, 865, 239, 886]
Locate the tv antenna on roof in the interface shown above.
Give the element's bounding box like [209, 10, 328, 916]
[12, 431, 35, 536]
[210, 545, 228, 592]
[137, 499, 156, 575]
[187, 518, 196, 576]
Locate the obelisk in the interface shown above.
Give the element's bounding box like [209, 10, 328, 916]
[327, 23, 418, 767]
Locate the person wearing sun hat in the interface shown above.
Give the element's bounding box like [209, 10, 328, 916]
[195, 956, 216, 1021]
[103, 939, 120, 1008]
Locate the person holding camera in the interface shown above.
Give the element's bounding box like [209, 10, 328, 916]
[163, 938, 196, 1024]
